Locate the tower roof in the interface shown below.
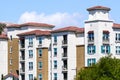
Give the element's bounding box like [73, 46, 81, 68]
[87, 6, 111, 11]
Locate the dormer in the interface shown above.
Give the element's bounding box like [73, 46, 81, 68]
[87, 6, 111, 21]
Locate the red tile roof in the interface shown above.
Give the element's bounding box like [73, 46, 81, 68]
[113, 23, 120, 28]
[17, 30, 51, 36]
[6, 22, 55, 28]
[87, 6, 111, 11]
[52, 26, 84, 33]
[0, 34, 8, 39]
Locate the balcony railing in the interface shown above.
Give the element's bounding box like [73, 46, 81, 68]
[38, 44, 42, 48]
[20, 56, 25, 62]
[20, 44, 25, 50]
[62, 40, 67, 46]
[88, 39, 94, 44]
[53, 42, 57, 45]
[103, 39, 109, 44]
[62, 66, 67, 72]
[62, 53, 67, 59]
[20, 68, 25, 74]
[28, 44, 33, 47]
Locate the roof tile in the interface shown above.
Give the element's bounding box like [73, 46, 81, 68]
[6, 22, 55, 28]
[52, 26, 84, 33]
[0, 34, 8, 39]
[87, 6, 111, 11]
[17, 30, 51, 36]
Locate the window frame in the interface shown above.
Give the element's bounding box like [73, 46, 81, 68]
[29, 62, 33, 70]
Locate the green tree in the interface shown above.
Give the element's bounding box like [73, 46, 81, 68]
[76, 56, 120, 80]
[0, 23, 6, 34]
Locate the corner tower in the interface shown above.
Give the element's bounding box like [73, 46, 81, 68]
[87, 6, 111, 21]
[84, 6, 114, 67]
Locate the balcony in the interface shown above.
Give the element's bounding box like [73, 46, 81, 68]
[20, 44, 25, 51]
[103, 39, 109, 44]
[20, 56, 25, 62]
[38, 44, 42, 48]
[62, 40, 67, 47]
[62, 66, 68, 72]
[20, 68, 25, 74]
[88, 39, 94, 44]
[115, 40, 120, 43]
[28, 44, 33, 47]
[53, 42, 57, 45]
[62, 53, 67, 60]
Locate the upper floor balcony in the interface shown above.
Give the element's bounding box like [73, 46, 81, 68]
[103, 38, 109, 44]
[62, 53, 67, 60]
[38, 43, 42, 48]
[20, 68, 25, 74]
[62, 65, 68, 72]
[62, 40, 68, 47]
[20, 44, 25, 51]
[20, 56, 25, 62]
[88, 39, 94, 44]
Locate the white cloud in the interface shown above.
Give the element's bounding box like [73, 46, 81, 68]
[18, 11, 83, 28]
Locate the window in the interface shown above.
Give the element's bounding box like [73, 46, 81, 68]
[54, 60, 57, 69]
[101, 45, 110, 54]
[87, 45, 96, 54]
[10, 46, 12, 53]
[54, 73, 57, 80]
[29, 62, 33, 70]
[54, 35, 57, 43]
[54, 48, 57, 57]
[88, 31, 94, 41]
[29, 37, 33, 46]
[39, 37, 42, 44]
[38, 62, 42, 69]
[63, 35, 67, 44]
[29, 50, 33, 58]
[38, 49, 42, 57]
[116, 33, 120, 42]
[29, 74, 33, 80]
[116, 46, 120, 55]
[103, 32, 109, 41]
[87, 58, 96, 66]
[10, 35, 12, 41]
[38, 74, 42, 80]
[10, 59, 12, 65]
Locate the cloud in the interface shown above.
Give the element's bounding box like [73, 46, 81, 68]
[18, 11, 83, 28]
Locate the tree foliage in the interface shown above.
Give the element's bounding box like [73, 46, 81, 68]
[0, 23, 6, 34]
[76, 56, 120, 80]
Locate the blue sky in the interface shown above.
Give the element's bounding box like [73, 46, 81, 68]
[0, 0, 120, 28]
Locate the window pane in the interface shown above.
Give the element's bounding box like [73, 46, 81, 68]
[38, 49, 42, 57]
[29, 50, 33, 58]
[54, 36, 57, 42]
[54, 73, 57, 80]
[39, 37, 42, 44]
[39, 62, 42, 69]
[29, 62, 33, 70]
[54, 48, 57, 56]
[54, 60, 57, 69]
[29, 74, 33, 80]
[39, 74, 42, 80]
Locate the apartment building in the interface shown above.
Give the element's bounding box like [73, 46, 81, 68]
[17, 30, 52, 80]
[6, 22, 54, 80]
[1, 5, 120, 80]
[51, 26, 84, 80]
[0, 34, 8, 79]
[84, 6, 120, 67]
